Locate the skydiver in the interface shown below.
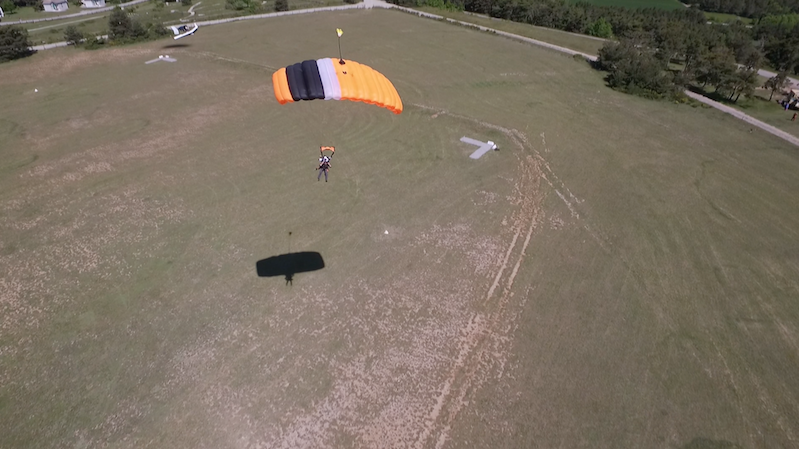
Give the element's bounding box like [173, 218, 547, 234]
[317, 156, 331, 182]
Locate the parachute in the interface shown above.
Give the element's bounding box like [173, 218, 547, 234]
[272, 58, 403, 114]
[320, 146, 335, 159]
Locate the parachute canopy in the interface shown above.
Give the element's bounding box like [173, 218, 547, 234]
[272, 58, 402, 114]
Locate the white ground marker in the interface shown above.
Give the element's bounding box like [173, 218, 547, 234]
[145, 55, 178, 64]
[460, 137, 497, 159]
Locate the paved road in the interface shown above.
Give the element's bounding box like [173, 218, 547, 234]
[0, 0, 148, 26]
[21, 0, 799, 148]
[684, 91, 799, 146]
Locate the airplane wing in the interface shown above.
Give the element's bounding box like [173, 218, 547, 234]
[171, 23, 198, 40]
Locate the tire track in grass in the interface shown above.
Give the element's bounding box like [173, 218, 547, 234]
[406, 104, 545, 449]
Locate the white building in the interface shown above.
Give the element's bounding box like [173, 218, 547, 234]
[43, 0, 69, 12]
[81, 0, 106, 7]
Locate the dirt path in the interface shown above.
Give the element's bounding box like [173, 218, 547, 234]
[684, 90, 799, 147]
[405, 104, 546, 449]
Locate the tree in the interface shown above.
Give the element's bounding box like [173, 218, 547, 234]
[695, 46, 737, 89]
[0, 0, 17, 14]
[0, 26, 35, 63]
[587, 18, 613, 38]
[764, 71, 790, 101]
[736, 42, 764, 69]
[721, 68, 758, 102]
[274, 0, 287, 11]
[108, 7, 146, 41]
[653, 20, 686, 65]
[225, 0, 261, 12]
[64, 25, 84, 46]
[764, 36, 799, 71]
[108, 7, 133, 39]
[598, 38, 675, 97]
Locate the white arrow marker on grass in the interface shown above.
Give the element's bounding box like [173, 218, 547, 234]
[460, 137, 497, 159]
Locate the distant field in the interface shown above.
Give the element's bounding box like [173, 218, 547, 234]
[703, 11, 753, 23]
[416, 7, 607, 55]
[2, 7, 799, 449]
[566, 0, 685, 9]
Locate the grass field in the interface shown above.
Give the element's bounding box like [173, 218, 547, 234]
[2, 7, 799, 449]
[703, 11, 753, 24]
[696, 85, 799, 139]
[566, 0, 686, 10]
[415, 7, 607, 56]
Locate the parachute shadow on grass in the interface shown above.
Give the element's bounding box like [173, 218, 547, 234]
[161, 43, 190, 49]
[256, 251, 325, 285]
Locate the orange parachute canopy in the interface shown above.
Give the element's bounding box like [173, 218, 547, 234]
[272, 58, 402, 114]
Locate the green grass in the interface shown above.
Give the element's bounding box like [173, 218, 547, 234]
[2, 8, 799, 449]
[566, 0, 686, 9]
[18, 0, 348, 44]
[1, 4, 82, 21]
[20, 2, 192, 44]
[703, 10, 753, 24]
[693, 83, 799, 138]
[415, 6, 607, 55]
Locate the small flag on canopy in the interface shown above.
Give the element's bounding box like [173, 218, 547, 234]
[336, 28, 343, 37]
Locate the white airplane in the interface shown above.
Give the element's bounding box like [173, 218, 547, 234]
[170, 23, 198, 40]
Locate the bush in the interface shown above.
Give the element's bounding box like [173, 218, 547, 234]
[180, 0, 191, 5]
[418, 0, 463, 10]
[225, 0, 262, 12]
[84, 36, 107, 50]
[0, 0, 17, 14]
[587, 18, 613, 39]
[0, 26, 35, 63]
[64, 25, 84, 46]
[274, 0, 287, 11]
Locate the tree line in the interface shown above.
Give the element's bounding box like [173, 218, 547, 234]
[0, 6, 170, 62]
